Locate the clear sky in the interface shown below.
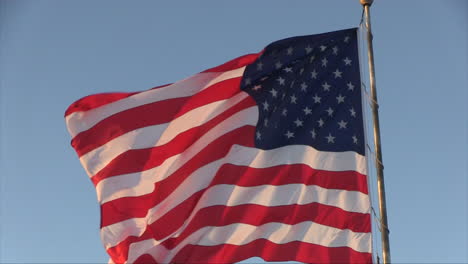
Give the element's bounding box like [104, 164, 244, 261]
[1, 0, 466, 263]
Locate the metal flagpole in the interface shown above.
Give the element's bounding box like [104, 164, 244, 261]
[359, 0, 391, 263]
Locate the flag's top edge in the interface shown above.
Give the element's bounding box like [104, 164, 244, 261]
[264, 28, 358, 53]
[63, 83, 171, 117]
[63, 53, 259, 117]
[64, 28, 358, 117]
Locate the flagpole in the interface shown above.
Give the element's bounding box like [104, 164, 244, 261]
[359, 0, 391, 263]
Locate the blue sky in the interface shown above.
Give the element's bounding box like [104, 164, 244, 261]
[1, 0, 466, 263]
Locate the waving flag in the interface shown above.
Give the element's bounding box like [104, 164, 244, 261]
[65, 28, 372, 264]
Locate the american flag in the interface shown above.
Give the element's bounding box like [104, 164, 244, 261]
[65, 28, 372, 264]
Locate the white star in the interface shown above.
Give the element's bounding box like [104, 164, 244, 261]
[277, 76, 285, 85]
[321, 57, 328, 67]
[285, 130, 294, 139]
[322, 82, 331, 91]
[347, 82, 355, 91]
[344, 36, 350, 43]
[282, 108, 288, 116]
[252, 84, 262, 91]
[326, 107, 334, 116]
[310, 129, 317, 139]
[350, 107, 357, 117]
[244, 78, 251, 85]
[256, 62, 263, 70]
[336, 94, 346, 104]
[352, 135, 358, 144]
[338, 120, 348, 129]
[294, 118, 304, 127]
[290, 80, 295, 88]
[309, 55, 315, 63]
[264, 118, 269, 127]
[299, 68, 304, 75]
[332, 46, 339, 55]
[287, 46, 294, 55]
[311, 69, 318, 79]
[333, 69, 343, 78]
[283, 67, 293, 73]
[290, 94, 297, 104]
[305, 45, 313, 54]
[320, 45, 327, 51]
[317, 118, 324, 127]
[262, 101, 269, 110]
[256, 131, 261, 140]
[303, 107, 312, 115]
[275, 61, 283, 69]
[300, 82, 308, 91]
[270, 89, 278, 97]
[343, 57, 352, 66]
[313, 94, 321, 103]
[326, 133, 335, 143]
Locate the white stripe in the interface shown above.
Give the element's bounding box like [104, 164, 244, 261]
[230, 144, 367, 174]
[180, 183, 370, 222]
[150, 183, 370, 243]
[126, 221, 371, 263]
[98, 143, 366, 204]
[80, 92, 249, 177]
[101, 183, 370, 249]
[66, 67, 245, 137]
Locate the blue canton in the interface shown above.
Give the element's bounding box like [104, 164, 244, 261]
[241, 28, 365, 155]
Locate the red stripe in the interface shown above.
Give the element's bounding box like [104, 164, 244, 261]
[212, 163, 368, 194]
[129, 240, 372, 263]
[101, 158, 367, 230]
[90, 97, 256, 185]
[64, 84, 171, 117]
[101, 161, 367, 226]
[202, 53, 260, 73]
[100, 125, 256, 227]
[169, 240, 372, 264]
[107, 202, 370, 263]
[162, 204, 370, 249]
[72, 78, 243, 157]
[100, 162, 367, 227]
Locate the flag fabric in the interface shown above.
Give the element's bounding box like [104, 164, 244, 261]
[65, 28, 372, 264]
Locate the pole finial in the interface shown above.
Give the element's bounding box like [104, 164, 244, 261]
[360, 0, 374, 6]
